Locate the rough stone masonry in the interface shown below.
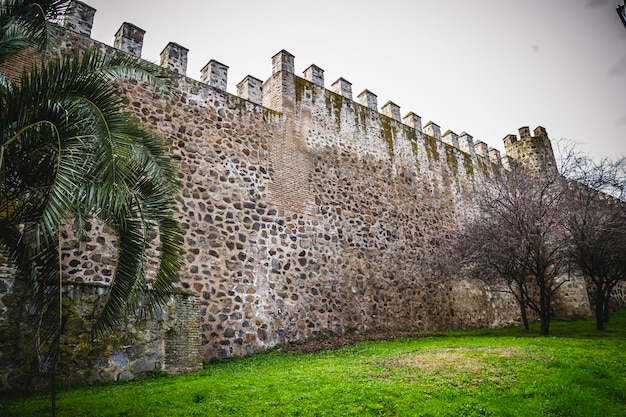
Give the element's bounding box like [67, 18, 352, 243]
[2, 1, 618, 390]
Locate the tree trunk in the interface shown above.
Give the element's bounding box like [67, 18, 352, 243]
[540, 316, 550, 335]
[539, 279, 550, 336]
[520, 299, 530, 331]
[516, 282, 530, 331]
[50, 334, 59, 417]
[595, 283, 605, 331]
[603, 289, 611, 323]
[50, 369, 57, 417]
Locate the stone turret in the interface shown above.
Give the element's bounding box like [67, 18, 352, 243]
[332, 78, 352, 100]
[64, 1, 96, 37]
[358, 90, 378, 111]
[160, 42, 189, 76]
[114, 22, 145, 57]
[304, 65, 325, 89]
[503, 126, 557, 173]
[201, 60, 229, 91]
[381, 101, 401, 121]
[272, 49, 295, 74]
[423, 121, 441, 140]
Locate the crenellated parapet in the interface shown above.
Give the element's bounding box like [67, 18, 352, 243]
[237, 75, 263, 105]
[423, 121, 441, 141]
[474, 141, 488, 159]
[258, 49, 522, 172]
[458, 132, 474, 156]
[443, 130, 459, 148]
[403, 112, 422, 132]
[358, 89, 378, 111]
[59, 0, 554, 175]
[489, 147, 502, 166]
[503, 126, 557, 173]
[381, 101, 401, 122]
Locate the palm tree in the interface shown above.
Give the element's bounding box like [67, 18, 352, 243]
[0, 1, 183, 412]
[0, 0, 66, 63]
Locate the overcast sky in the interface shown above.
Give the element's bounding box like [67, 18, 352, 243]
[84, 0, 626, 161]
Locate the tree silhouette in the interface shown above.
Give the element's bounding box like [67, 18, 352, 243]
[457, 163, 568, 335]
[559, 143, 626, 330]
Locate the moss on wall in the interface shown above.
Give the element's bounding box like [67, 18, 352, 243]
[0, 283, 200, 391]
[400, 126, 420, 171]
[476, 157, 490, 177]
[380, 116, 396, 158]
[294, 76, 308, 103]
[463, 154, 474, 179]
[325, 91, 344, 127]
[424, 134, 440, 164]
[356, 105, 368, 128]
[445, 144, 458, 176]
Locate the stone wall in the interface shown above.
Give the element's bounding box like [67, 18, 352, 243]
[3, 0, 624, 391]
[552, 275, 593, 318]
[0, 283, 200, 391]
[116, 43, 525, 361]
[44, 7, 523, 362]
[611, 281, 626, 311]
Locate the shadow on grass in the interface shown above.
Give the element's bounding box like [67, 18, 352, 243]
[438, 309, 626, 340]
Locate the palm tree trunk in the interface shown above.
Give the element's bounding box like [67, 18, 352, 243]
[51, 232, 62, 417]
[50, 336, 58, 417]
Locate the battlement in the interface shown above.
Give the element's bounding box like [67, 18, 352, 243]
[61, 0, 555, 173]
[503, 126, 556, 172]
[503, 126, 549, 148]
[0, 2, 571, 389]
[114, 22, 144, 57]
[64, 1, 95, 37]
[249, 51, 517, 169]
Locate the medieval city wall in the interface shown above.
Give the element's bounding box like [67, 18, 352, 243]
[52, 3, 524, 361]
[0, 1, 607, 390]
[109, 32, 522, 360]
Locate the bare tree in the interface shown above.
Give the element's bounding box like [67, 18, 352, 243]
[559, 142, 626, 330]
[457, 210, 532, 330]
[457, 163, 569, 335]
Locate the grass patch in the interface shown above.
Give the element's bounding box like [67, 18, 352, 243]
[2, 311, 625, 416]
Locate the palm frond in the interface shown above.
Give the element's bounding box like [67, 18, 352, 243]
[1, 43, 182, 360]
[0, 0, 70, 63]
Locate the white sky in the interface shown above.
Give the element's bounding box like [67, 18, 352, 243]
[84, 0, 626, 160]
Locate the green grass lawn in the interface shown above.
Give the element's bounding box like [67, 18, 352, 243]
[2, 311, 625, 417]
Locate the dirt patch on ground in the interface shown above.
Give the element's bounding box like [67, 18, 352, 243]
[384, 346, 530, 375]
